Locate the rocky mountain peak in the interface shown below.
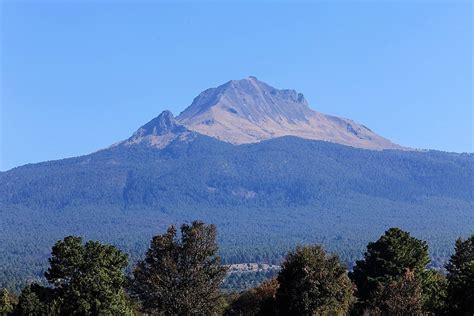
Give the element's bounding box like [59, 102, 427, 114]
[178, 76, 311, 124]
[135, 110, 183, 137]
[120, 77, 406, 151]
[175, 77, 405, 150]
[120, 110, 192, 148]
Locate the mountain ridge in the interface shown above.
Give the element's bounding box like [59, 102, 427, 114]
[129, 77, 406, 151]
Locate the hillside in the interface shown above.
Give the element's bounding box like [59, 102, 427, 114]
[1, 135, 472, 291]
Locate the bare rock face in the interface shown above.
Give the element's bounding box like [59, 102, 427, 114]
[121, 77, 405, 150]
[176, 77, 405, 150]
[121, 110, 194, 148]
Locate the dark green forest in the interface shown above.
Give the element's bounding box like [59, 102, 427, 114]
[1, 136, 473, 292]
[1, 223, 473, 315]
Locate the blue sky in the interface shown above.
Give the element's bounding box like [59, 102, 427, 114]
[1, 1, 472, 171]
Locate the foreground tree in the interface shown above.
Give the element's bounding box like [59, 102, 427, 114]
[15, 284, 57, 316]
[0, 288, 17, 315]
[15, 236, 133, 315]
[422, 269, 448, 315]
[367, 269, 423, 316]
[349, 227, 430, 313]
[275, 245, 354, 315]
[225, 278, 279, 316]
[445, 235, 474, 315]
[132, 221, 227, 315]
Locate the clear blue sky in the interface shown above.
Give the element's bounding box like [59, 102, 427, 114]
[1, 1, 472, 171]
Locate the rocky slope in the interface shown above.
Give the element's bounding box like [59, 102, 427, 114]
[175, 76, 405, 150]
[119, 110, 196, 148]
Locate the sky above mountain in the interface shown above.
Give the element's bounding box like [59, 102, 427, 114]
[1, 1, 472, 170]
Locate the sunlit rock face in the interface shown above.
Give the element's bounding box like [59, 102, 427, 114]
[176, 76, 405, 150]
[119, 77, 405, 151]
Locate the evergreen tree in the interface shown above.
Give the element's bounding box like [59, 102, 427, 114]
[15, 285, 43, 316]
[445, 235, 474, 315]
[14, 284, 56, 316]
[0, 288, 16, 315]
[349, 227, 430, 314]
[132, 221, 227, 315]
[44, 236, 133, 315]
[275, 245, 354, 315]
[421, 269, 447, 315]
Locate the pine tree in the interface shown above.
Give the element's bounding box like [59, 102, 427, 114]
[349, 227, 430, 314]
[445, 235, 474, 315]
[14, 284, 56, 316]
[44, 236, 133, 315]
[0, 288, 16, 315]
[275, 245, 354, 315]
[421, 269, 447, 315]
[132, 221, 227, 315]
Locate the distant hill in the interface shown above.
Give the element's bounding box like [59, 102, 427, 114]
[0, 78, 472, 291]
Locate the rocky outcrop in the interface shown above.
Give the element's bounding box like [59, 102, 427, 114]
[121, 110, 194, 148]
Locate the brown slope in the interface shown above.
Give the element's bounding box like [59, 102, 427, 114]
[176, 76, 406, 150]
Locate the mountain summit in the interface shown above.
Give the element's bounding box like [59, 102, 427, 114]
[177, 76, 312, 126]
[122, 77, 404, 150]
[175, 77, 404, 150]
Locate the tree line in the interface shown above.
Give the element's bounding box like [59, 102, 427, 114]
[1, 221, 472, 315]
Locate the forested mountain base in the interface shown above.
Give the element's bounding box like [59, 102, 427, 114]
[1, 200, 471, 292]
[1, 137, 473, 292]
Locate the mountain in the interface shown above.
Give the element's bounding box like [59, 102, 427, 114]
[176, 76, 404, 150]
[118, 110, 196, 148]
[0, 78, 472, 292]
